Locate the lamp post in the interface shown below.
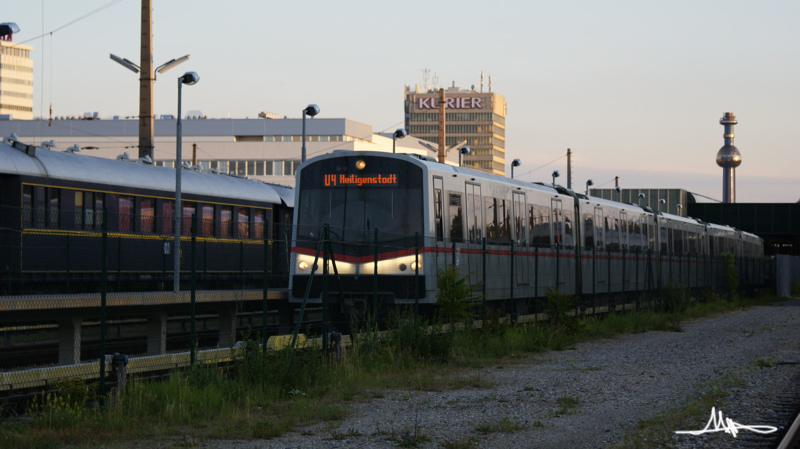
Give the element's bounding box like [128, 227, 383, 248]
[511, 159, 521, 179]
[174, 72, 199, 293]
[658, 198, 666, 213]
[638, 192, 646, 207]
[585, 179, 593, 196]
[677, 204, 683, 216]
[0, 22, 20, 38]
[392, 129, 407, 153]
[615, 186, 621, 202]
[301, 104, 320, 162]
[459, 146, 471, 167]
[551, 170, 560, 188]
[110, 53, 190, 159]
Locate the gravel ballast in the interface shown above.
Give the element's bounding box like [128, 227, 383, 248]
[207, 300, 800, 449]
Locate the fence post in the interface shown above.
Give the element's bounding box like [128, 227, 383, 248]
[322, 225, 330, 356]
[65, 235, 71, 293]
[98, 208, 108, 405]
[482, 237, 487, 323]
[592, 246, 596, 314]
[373, 228, 378, 323]
[509, 240, 514, 321]
[190, 214, 197, 366]
[607, 246, 612, 312]
[622, 245, 627, 311]
[533, 244, 538, 320]
[262, 220, 270, 354]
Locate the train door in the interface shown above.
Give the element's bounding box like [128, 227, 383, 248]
[513, 191, 529, 286]
[551, 199, 564, 288]
[433, 176, 445, 274]
[620, 211, 630, 288]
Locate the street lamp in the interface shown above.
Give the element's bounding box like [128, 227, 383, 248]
[110, 53, 190, 159]
[511, 159, 521, 179]
[615, 186, 621, 202]
[658, 198, 666, 213]
[585, 179, 593, 196]
[638, 192, 646, 207]
[301, 104, 320, 162]
[551, 170, 560, 188]
[392, 129, 407, 153]
[0, 22, 20, 38]
[677, 204, 683, 216]
[174, 72, 199, 293]
[459, 146, 471, 167]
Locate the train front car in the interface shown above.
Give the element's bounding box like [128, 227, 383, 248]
[290, 152, 427, 310]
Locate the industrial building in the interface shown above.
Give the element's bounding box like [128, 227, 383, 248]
[404, 81, 507, 175]
[0, 117, 454, 187]
[0, 38, 34, 120]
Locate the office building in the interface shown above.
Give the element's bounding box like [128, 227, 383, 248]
[0, 39, 34, 120]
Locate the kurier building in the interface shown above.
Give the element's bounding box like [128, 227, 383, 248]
[0, 117, 453, 187]
[404, 84, 507, 175]
[0, 39, 34, 120]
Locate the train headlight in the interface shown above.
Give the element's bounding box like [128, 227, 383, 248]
[410, 261, 419, 271]
[355, 159, 366, 170]
[298, 261, 309, 271]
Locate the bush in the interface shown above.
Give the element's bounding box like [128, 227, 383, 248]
[544, 289, 581, 334]
[436, 265, 482, 324]
[385, 310, 453, 362]
[721, 252, 739, 300]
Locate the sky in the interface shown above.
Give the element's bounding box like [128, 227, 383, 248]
[5, 0, 800, 202]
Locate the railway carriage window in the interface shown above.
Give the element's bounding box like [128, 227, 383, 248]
[48, 188, 60, 228]
[141, 198, 155, 233]
[583, 214, 594, 248]
[83, 192, 94, 228]
[594, 208, 604, 249]
[118, 196, 134, 232]
[181, 202, 196, 235]
[34, 186, 45, 228]
[94, 193, 104, 230]
[497, 199, 511, 243]
[674, 227, 683, 254]
[22, 185, 33, 228]
[513, 193, 526, 246]
[253, 209, 265, 239]
[238, 208, 250, 238]
[201, 204, 214, 236]
[161, 201, 174, 234]
[467, 184, 482, 243]
[620, 215, 628, 249]
[448, 193, 463, 243]
[530, 205, 551, 247]
[434, 188, 443, 241]
[605, 216, 618, 251]
[551, 203, 563, 248]
[221, 206, 232, 237]
[484, 197, 497, 240]
[660, 224, 669, 253]
[563, 210, 574, 248]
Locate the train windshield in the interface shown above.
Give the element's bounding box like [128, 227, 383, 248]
[297, 155, 423, 244]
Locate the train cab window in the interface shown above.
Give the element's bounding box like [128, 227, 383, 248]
[253, 209, 265, 239]
[583, 214, 594, 248]
[448, 193, 463, 243]
[220, 206, 232, 237]
[181, 202, 196, 235]
[161, 201, 174, 234]
[48, 188, 59, 228]
[434, 188, 444, 241]
[118, 196, 134, 232]
[238, 207, 250, 238]
[201, 204, 214, 236]
[141, 198, 155, 233]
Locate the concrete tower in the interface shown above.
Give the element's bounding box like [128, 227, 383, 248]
[716, 112, 742, 203]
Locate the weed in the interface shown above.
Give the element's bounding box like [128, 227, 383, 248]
[475, 416, 525, 433]
[441, 436, 480, 448]
[436, 265, 483, 324]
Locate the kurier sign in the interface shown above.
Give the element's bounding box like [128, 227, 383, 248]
[417, 97, 484, 110]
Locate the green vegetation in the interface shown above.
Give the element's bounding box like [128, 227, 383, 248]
[0, 268, 783, 449]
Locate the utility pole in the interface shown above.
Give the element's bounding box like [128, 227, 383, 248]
[437, 88, 446, 163]
[138, 0, 154, 159]
[566, 148, 572, 190]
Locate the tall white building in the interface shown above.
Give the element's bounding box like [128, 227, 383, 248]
[0, 39, 33, 120]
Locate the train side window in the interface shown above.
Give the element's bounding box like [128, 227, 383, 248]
[448, 192, 463, 243]
[467, 183, 482, 243]
[22, 185, 33, 228]
[433, 181, 443, 241]
[497, 199, 510, 243]
[619, 212, 628, 249]
[162, 200, 174, 234]
[512, 192, 526, 246]
[181, 202, 196, 235]
[34, 186, 45, 228]
[141, 198, 155, 233]
[94, 193, 105, 230]
[238, 207, 250, 238]
[660, 222, 669, 253]
[83, 191, 95, 228]
[119, 196, 134, 232]
[563, 209, 574, 248]
[484, 197, 497, 240]
[253, 209, 265, 239]
[220, 206, 232, 237]
[583, 213, 594, 248]
[201, 204, 214, 236]
[48, 188, 60, 228]
[593, 207, 604, 249]
[551, 200, 562, 248]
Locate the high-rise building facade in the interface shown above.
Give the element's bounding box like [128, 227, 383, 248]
[0, 39, 33, 120]
[404, 83, 506, 175]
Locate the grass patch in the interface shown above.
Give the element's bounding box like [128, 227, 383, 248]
[474, 416, 525, 433]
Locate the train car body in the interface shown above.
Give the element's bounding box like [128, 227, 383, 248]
[0, 137, 293, 294]
[290, 151, 765, 314]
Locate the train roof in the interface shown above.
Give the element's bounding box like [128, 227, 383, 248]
[1, 137, 288, 205]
